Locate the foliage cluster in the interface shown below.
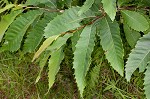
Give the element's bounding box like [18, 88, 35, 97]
[0, 0, 150, 98]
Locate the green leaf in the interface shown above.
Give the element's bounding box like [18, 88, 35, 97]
[0, 10, 22, 42]
[144, 63, 150, 99]
[102, 0, 116, 21]
[125, 33, 150, 81]
[123, 23, 141, 48]
[48, 47, 64, 90]
[23, 13, 57, 53]
[32, 35, 60, 62]
[98, 17, 124, 76]
[2, 10, 43, 52]
[44, 6, 95, 38]
[0, 4, 15, 14]
[78, 0, 95, 15]
[121, 10, 149, 32]
[73, 25, 96, 97]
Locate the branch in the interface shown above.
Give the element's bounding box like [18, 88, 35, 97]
[118, 6, 150, 11]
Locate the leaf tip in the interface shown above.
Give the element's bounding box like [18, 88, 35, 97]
[125, 73, 131, 82]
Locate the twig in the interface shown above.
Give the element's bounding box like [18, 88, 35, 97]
[17, 4, 64, 13]
[60, 14, 106, 36]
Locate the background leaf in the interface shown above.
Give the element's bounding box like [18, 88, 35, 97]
[26, 0, 57, 8]
[23, 13, 57, 53]
[2, 10, 43, 51]
[78, 0, 95, 15]
[144, 62, 150, 99]
[123, 23, 141, 48]
[121, 10, 149, 32]
[0, 10, 22, 42]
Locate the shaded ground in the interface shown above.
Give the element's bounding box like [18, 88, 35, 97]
[0, 52, 145, 99]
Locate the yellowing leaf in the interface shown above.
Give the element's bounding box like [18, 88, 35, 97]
[32, 35, 60, 62]
[35, 34, 72, 83]
[46, 33, 73, 51]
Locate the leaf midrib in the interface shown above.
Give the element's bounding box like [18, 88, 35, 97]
[105, 18, 120, 64]
[122, 11, 144, 28]
[136, 48, 150, 70]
